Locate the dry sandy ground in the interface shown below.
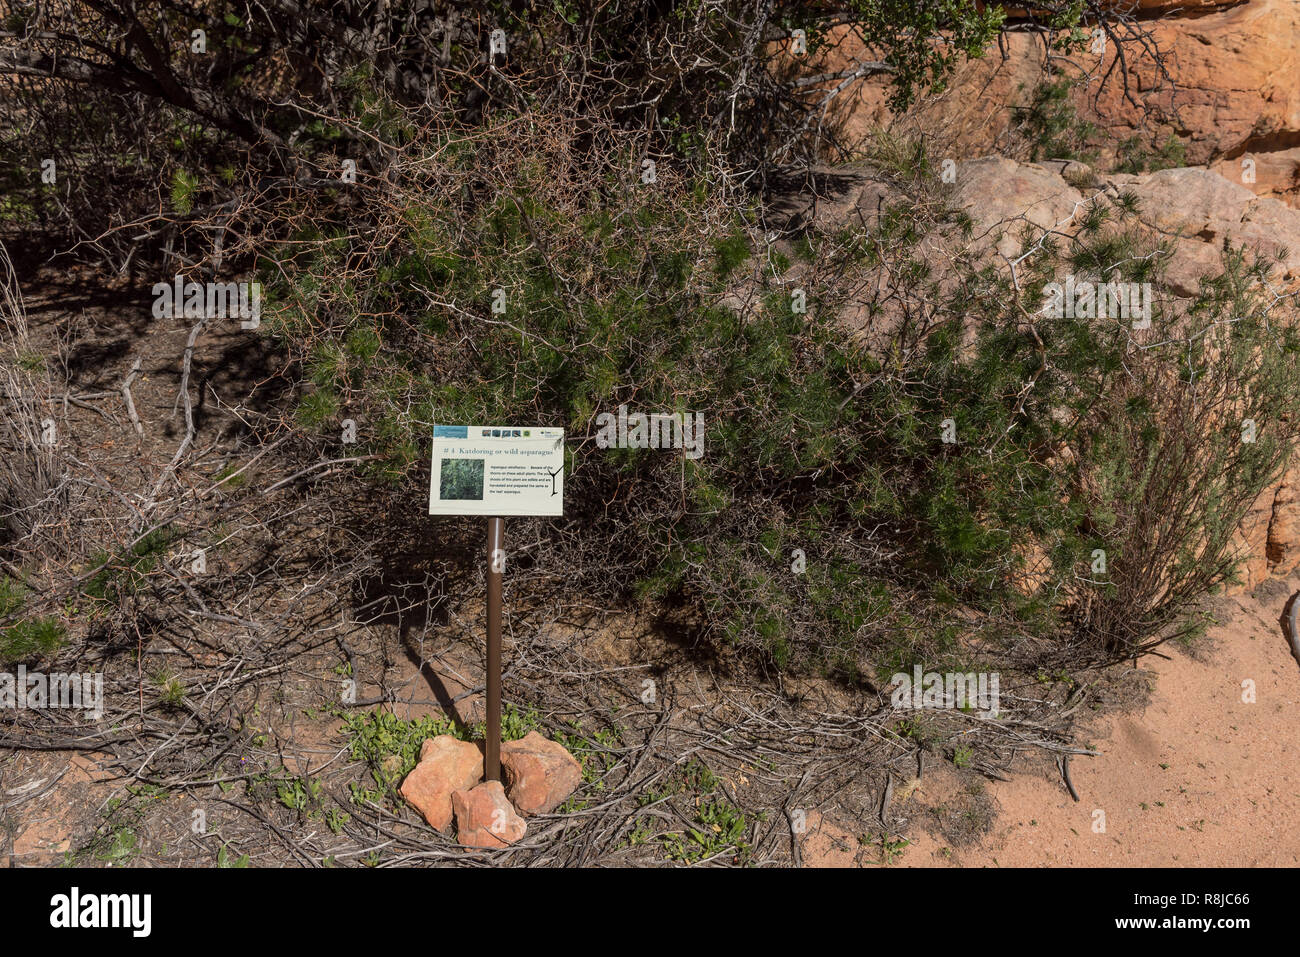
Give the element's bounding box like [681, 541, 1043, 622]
[897, 576, 1300, 867]
[8, 561, 1298, 867]
[797, 574, 1300, 868]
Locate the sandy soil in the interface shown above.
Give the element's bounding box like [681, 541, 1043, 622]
[897, 576, 1300, 867]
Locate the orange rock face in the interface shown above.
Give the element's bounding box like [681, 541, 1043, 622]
[787, 1, 1300, 189]
[1266, 465, 1300, 577]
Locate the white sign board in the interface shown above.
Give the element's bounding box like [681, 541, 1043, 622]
[428, 425, 565, 517]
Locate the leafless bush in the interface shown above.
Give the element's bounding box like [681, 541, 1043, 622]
[0, 240, 67, 565]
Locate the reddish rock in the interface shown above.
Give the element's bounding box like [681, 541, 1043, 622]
[399, 735, 483, 833]
[1267, 465, 1300, 577]
[1211, 147, 1300, 208]
[1009, 542, 1052, 598]
[500, 731, 583, 816]
[1232, 493, 1273, 593]
[452, 780, 527, 848]
[790, 0, 1300, 177]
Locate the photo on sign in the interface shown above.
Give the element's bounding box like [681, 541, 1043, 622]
[439, 458, 485, 500]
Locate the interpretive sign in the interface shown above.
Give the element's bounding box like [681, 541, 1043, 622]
[426, 423, 565, 782]
[427, 424, 565, 517]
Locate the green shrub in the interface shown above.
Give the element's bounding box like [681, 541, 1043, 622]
[82, 527, 173, 605]
[261, 110, 1295, 674]
[1016, 77, 1098, 162]
[1114, 133, 1187, 174]
[0, 575, 65, 663]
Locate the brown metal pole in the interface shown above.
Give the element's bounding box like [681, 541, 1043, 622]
[485, 517, 504, 781]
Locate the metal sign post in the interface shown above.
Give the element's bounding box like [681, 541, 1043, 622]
[485, 517, 504, 782]
[428, 424, 564, 784]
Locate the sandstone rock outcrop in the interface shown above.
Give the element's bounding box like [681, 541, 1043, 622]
[1266, 466, 1300, 579]
[786, 0, 1300, 205]
[943, 159, 1300, 297]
